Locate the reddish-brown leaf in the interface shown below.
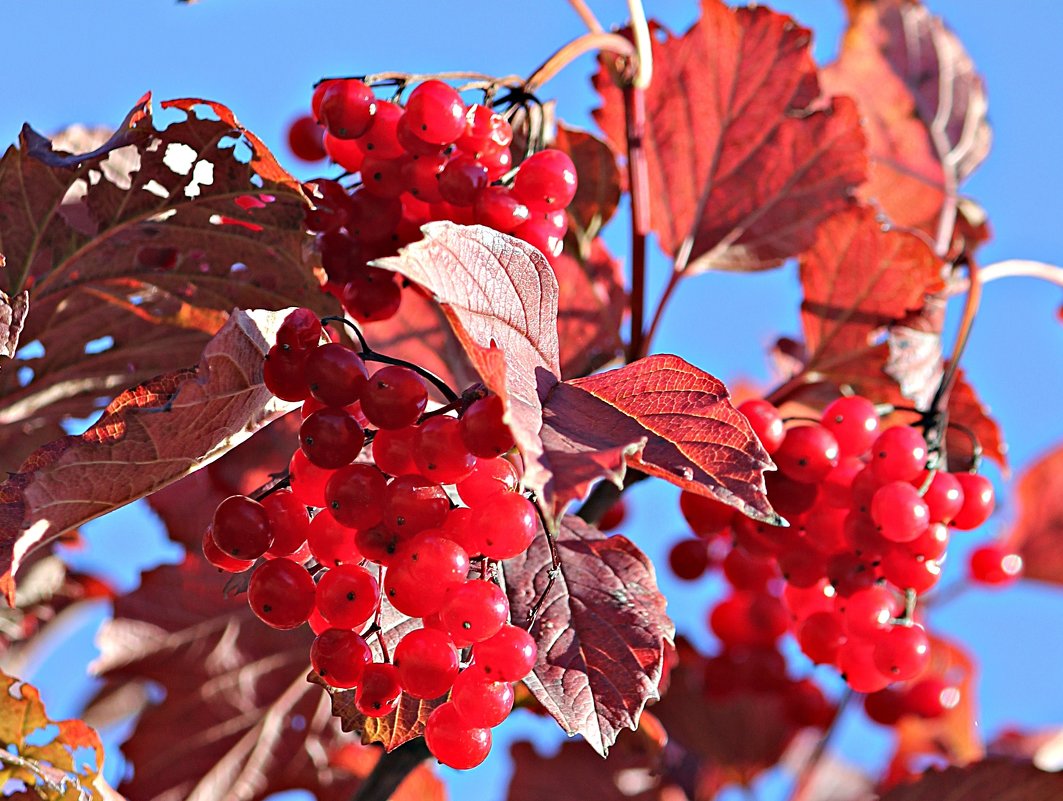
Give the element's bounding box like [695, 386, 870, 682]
[946, 370, 1007, 473]
[0, 288, 28, 360]
[375, 222, 561, 494]
[0, 95, 332, 470]
[796, 206, 944, 391]
[879, 759, 1063, 801]
[0, 670, 105, 799]
[540, 354, 778, 523]
[822, 0, 990, 242]
[554, 237, 626, 379]
[890, 636, 983, 782]
[90, 555, 371, 801]
[502, 515, 674, 756]
[1003, 445, 1063, 585]
[0, 308, 297, 601]
[593, 1, 866, 272]
[553, 124, 623, 248]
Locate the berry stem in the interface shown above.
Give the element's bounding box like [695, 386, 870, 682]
[978, 258, 1063, 287]
[525, 32, 637, 92]
[526, 499, 563, 625]
[626, 82, 650, 362]
[320, 316, 460, 403]
[642, 267, 680, 358]
[565, 0, 605, 33]
[786, 687, 854, 801]
[348, 737, 431, 801]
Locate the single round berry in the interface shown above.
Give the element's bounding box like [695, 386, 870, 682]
[441, 580, 509, 643]
[870, 481, 930, 543]
[821, 396, 880, 457]
[424, 702, 491, 770]
[709, 592, 788, 648]
[513, 218, 563, 260]
[798, 611, 847, 665]
[459, 395, 514, 458]
[354, 100, 405, 159]
[903, 676, 960, 719]
[342, 270, 403, 324]
[415, 416, 477, 483]
[512, 149, 578, 211]
[864, 688, 906, 726]
[311, 629, 372, 689]
[319, 79, 376, 139]
[950, 472, 995, 530]
[263, 345, 309, 402]
[774, 425, 840, 483]
[919, 470, 965, 524]
[840, 586, 899, 635]
[405, 80, 466, 146]
[473, 186, 530, 233]
[969, 543, 1023, 585]
[277, 309, 323, 353]
[384, 532, 471, 617]
[393, 628, 460, 699]
[212, 495, 273, 560]
[288, 448, 333, 508]
[455, 457, 519, 507]
[472, 492, 538, 560]
[287, 115, 326, 163]
[837, 637, 891, 693]
[872, 623, 930, 680]
[372, 426, 421, 477]
[315, 564, 380, 630]
[457, 104, 513, 154]
[722, 547, 778, 591]
[202, 528, 254, 573]
[738, 399, 785, 453]
[355, 663, 403, 718]
[360, 154, 411, 198]
[299, 408, 365, 469]
[879, 547, 943, 593]
[262, 489, 311, 558]
[438, 155, 490, 206]
[678, 491, 734, 537]
[451, 668, 514, 728]
[870, 426, 928, 483]
[668, 539, 710, 581]
[325, 464, 388, 529]
[382, 475, 450, 534]
[248, 558, 315, 630]
[304, 344, 368, 407]
[474, 624, 537, 681]
[354, 524, 405, 566]
[323, 132, 365, 173]
[360, 366, 428, 430]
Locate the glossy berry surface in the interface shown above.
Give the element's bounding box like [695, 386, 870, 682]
[318, 79, 376, 139]
[450, 669, 514, 727]
[473, 492, 538, 560]
[304, 344, 368, 407]
[393, 628, 460, 699]
[404, 80, 466, 145]
[737, 399, 785, 453]
[355, 663, 402, 718]
[821, 395, 880, 457]
[248, 558, 315, 629]
[310, 629, 372, 689]
[211, 495, 273, 560]
[441, 580, 509, 643]
[315, 565, 380, 630]
[424, 702, 491, 770]
[969, 543, 1023, 585]
[512, 149, 578, 211]
[774, 425, 840, 483]
[474, 625, 537, 681]
[360, 366, 428, 430]
[459, 395, 514, 458]
[870, 426, 928, 483]
[951, 472, 996, 530]
[325, 464, 388, 529]
[415, 416, 477, 483]
[299, 408, 365, 469]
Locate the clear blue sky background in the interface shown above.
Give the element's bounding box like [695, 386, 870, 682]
[2, 2, 1062, 800]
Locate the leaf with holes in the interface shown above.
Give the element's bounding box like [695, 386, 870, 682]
[792, 206, 944, 396]
[0, 308, 296, 602]
[375, 222, 561, 495]
[1003, 445, 1063, 585]
[540, 354, 778, 523]
[554, 124, 623, 249]
[0, 95, 332, 471]
[593, 0, 866, 272]
[554, 237, 626, 379]
[0, 670, 105, 800]
[502, 515, 673, 756]
[879, 759, 1063, 801]
[89, 555, 382, 801]
[822, 0, 990, 244]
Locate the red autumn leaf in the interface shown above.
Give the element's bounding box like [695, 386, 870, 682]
[889, 636, 983, 783]
[822, 0, 990, 244]
[0, 670, 105, 800]
[540, 354, 778, 524]
[502, 515, 674, 756]
[375, 222, 561, 494]
[879, 759, 1063, 801]
[553, 124, 623, 247]
[593, 1, 866, 273]
[1003, 445, 1063, 585]
[89, 555, 381, 801]
[946, 370, 1007, 473]
[0, 95, 332, 472]
[554, 237, 626, 379]
[0, 308, 297, 602]
[794, 206, 944, 394]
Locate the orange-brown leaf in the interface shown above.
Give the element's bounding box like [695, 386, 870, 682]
[554, 124, 623, 248]
[879, 759, 1063, 801]
[554, 237, 626, 379]
[1003, 445, 1063, 585]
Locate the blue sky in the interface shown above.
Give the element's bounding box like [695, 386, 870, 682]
[2, 2, 1062, 800]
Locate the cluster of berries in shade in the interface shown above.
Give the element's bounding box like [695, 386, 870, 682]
[286, 77, 578, 325]
[667, 395, 1022, 705]
[202, 309, 544, 770]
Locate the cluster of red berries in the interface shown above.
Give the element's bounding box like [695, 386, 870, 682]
[287, 77, 578, 324]
[668, 395, 1021, 700]
[202, 309, 544, 769]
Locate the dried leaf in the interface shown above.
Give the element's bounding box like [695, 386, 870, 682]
[91, 555, 366, 801]
[0, 308, 296, 601]
[502, 515, 674, 756]
[0, 670, 104, 800]
[823, 0, 990, 241]
[554, 124, 623, 248]
[540, 354, 778, 523]
[375, 222, 561, 495]
[879, 759, 1063, 801]
[1003, 445, 1063, 585]
[0, 288, 28, 360]
[593, 1, 866, 272]
[0, 95, 332, 471]
[554, 237, 626, 379]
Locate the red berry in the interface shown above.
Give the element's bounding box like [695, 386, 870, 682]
[324, 464, 387, 530]
[304, 344, 368, 407]
[202, 528, 254, 573]
[872, 623, 930, 680]
[341, 269, 402, 324]
[441, 580, 509, 643]
[840, 585, 899, 635]
[823, 457, 863, 508]
[277, 308, 324, 353]
[355, 524, 405, 566]
[918, 470, 965, 524]
[870, 426, 928, 483]
[950, 473, 995, 530]
[289, 448, 333, 508]
[382, 475, 450, 534]
[722, 547, 778, 590]
[405, 80, 466, 146]
[263, 345, 309, 402]
[668, 539, 710, 581]
[870, 481, 930, 543]
[474, 624, 537, 681]
[319, 79, 376, 139]
[457, 104, 513, 154]
[864, 688, 906, 726]
[384, 533, 470, 617]
[969, 543, 1023, 585]
[355, 100, 405, 159]
[774, 425, 840, 483]
[212, 495, 273, 560]
[821, 396, 880, 457]
[323, 132, 365, 172]
[598, 500, 627, 532]
[472, 492, 538, 560]
[315, 564, 380, 630]
[299, 408, 365, 469]
[347, 191, 402, 242]
[262, 489, 311, 557]
[473, 186, 530, 233]
[360, 155, 411, 198]
[424, 702, 491, 770]
[460, 395, 514, 458]
[455, 457, 519, 507]
[355, 663, 403, 718]
[311, 629, 372, 689]
[394, 628, 460, 699]
[709, 592, 788, 648]
[248, 559, 315, 629]
[415, 416, 477, 483]
[360, 366, 428, 430]
[738, 400, 785, 454]
[513, 218, 563, 260]
[798, 611, 847, 665]
[402, 152, 447, 202]
[307, 510, 362, 567]
[451, 669, 514, 728]
[512, 149, 577, 211]
[679, 491, 734, 537]
[438, 155, 489, 206]
[903, 676, 960, 718]
[879, 547, 942, 593]
[311, 80, 337, 122]
[478, 142, 513, 181]
[837, 636, 891, 693]
[372, 426, 421, 476]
